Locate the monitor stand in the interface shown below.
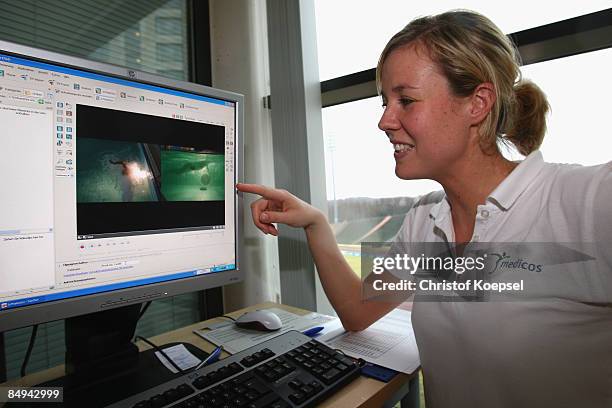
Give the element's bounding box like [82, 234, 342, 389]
[37, 304, 209, 407]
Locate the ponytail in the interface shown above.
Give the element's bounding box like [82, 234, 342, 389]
[503, 80, 550, 156]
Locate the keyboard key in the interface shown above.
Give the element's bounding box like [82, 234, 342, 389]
[244, 391, 259, 401]
[241, 355, 257, 367]
[247, 393, 282, 408]
[245, 377, 271, 395]
[335, 355, 356, 367]
[269, 400, 291, 408]
[162, 388, 180, 404]
[149, 394, 166, 408]
[177, 384, 195, 397]
[231, 396, 249, 406]
[288, 379, 303, 389]
[336, 363, 349, 372]
[321, 367, 342, 384]
[193, 376, 210, 390]
[260, 348, 275, 358]
[288, 392, 306, 404]
[132, 401, 152, 408]
[309, 380, 323, 391]
[300, 385, 315, 396]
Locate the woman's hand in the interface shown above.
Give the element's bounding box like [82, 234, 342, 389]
[237, 183, 324, 236]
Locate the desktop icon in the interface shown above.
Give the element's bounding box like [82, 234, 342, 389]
[158, 99, 164, 105]
[66, 159, 73, 165]
[66, 111, 72, 116]
[57, 133, 63, 139]
[20, 74, 28, 80]
[73, 84, 80, 90]
[57, 110, 63, 115]
[38, 99, 44, 104]
[48, 79, 54, 85]
[57, 117, 63, 122]
[66, 118, 72, 123]
[95, 88, 101, 94]
[139, 96, 145, 101]
[57, 126, 63, 131]
[67, 127, 72, 132]
[180, 103, 184, 108]
[57, 102, 63, 108]
[56, 140, 63, 146]
[0, 69, 4, 77]
[66, 134, 72, 139]
[120, 92, 126, 98]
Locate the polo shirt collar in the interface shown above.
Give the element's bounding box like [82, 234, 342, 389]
[487, 150, 545, 210]
[429, 150, 546, 220]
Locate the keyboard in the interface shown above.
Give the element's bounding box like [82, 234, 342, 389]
[108, 330, 361, 408]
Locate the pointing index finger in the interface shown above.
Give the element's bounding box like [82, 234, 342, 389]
[237, 183, 286, 200]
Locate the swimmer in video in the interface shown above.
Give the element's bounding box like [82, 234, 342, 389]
[109, 159, 150, 201]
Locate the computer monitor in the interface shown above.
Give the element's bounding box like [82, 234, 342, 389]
[0, 39, 244, 334]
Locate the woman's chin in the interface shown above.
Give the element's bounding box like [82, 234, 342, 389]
[395, 165, 420, 180]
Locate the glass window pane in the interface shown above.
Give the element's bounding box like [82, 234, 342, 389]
[0, 0, 189, 80]
[519, 48, 612, 165]
[322, 97, 442, 273]
[156, 43, 184, 61]
[314, 1, 611, 80]
[156, 17, 183, 35]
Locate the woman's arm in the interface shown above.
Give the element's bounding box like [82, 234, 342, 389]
[237, 183, 400, 331]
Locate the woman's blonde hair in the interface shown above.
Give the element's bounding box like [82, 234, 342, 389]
[376, 10, 549, 155]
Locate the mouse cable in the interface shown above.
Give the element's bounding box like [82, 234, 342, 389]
[20, 324, 39, 377]
[134, 335, 184, 374]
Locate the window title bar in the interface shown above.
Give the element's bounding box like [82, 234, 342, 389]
[0, 53, 233, 107]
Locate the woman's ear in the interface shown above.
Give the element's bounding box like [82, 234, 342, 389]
[469, 82, 496, 125]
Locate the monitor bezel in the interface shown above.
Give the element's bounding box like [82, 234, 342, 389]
[0, 39, 244, 332]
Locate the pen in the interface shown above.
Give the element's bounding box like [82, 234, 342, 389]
[302, 326, 324, 337]
[195, 346, 222, 370]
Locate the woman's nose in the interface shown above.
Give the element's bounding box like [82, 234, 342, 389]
[378, 107, 398, 132]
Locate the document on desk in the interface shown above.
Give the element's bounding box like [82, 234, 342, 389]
[194, 308, 335, 354]
[317, 308, 420, 374]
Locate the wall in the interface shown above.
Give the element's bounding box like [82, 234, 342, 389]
[209, 0, 281, 310]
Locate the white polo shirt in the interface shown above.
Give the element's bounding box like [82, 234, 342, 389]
[396, 151, 612, 408]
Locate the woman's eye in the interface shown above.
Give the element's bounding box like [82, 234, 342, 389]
[399, 98, 413, 107]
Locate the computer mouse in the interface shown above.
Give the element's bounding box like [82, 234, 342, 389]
[235, 310, 282, 332]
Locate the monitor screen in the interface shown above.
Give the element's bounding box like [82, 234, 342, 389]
[0, 41, 243, 329]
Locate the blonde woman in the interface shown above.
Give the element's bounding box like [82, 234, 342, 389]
[238, 10, 612, 408]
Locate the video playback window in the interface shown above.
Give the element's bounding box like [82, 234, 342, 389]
[75, 105, 227, 239]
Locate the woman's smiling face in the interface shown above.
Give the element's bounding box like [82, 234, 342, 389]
[378, 43, 475, 182]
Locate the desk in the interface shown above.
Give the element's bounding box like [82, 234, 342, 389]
[3, 302, 418, 408]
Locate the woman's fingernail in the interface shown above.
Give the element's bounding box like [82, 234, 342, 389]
[260, 213, 269, 222]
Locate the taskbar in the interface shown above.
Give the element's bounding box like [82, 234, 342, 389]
[0, 263, 236, 311]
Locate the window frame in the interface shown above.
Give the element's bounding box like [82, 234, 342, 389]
[319, 8, 612, 108]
